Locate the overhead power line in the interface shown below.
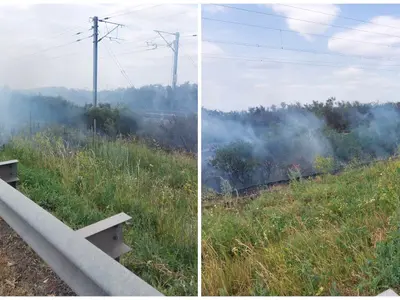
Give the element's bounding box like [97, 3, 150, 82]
[47, 46, 168, 61]
[103, 41, 133, 86]
[57, 26, 92, 38]
[11, 34, 92, 61]
[47, 52, 90, 60]
[22, 25, 90, 45]
[116, 45, 167, 56]
[146, 8, 194, 23]
[202, 38, 400, 63]
[105, 4, 194, 26]
[104, 4, 164, 19]
[202, 17, 400, 49]
[75, 34, 94, 43]
[45, 37, 188, 61]
[276, 4, 400, 30]
[102, 4, 145, 19]
[212, 4, 400, 39]
[123, 34, 196, 47]
[203, 54, 400, 72]
[179, 43, 197, 68]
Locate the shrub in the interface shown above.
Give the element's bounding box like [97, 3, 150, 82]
[314, 156, 335, 174]
[211, 141, 259, 186]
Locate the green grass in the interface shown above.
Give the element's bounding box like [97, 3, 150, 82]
[202, 159, 400, 296]
[0, 132, 197, 296]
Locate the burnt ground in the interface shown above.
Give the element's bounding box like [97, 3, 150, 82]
[0, 218, 75, 296]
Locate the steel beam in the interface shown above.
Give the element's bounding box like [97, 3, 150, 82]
[76, 213, 132, 260]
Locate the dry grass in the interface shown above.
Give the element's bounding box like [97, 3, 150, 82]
[202, 159, 400, 296]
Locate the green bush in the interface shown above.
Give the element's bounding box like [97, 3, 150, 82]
[211, 141, 259, 186]
[314, 156, 335, 174]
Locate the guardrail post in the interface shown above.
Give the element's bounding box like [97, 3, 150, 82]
[75, 213, 132, 261]
[0, 160, 19, 188]
[377, 289, 399, 296]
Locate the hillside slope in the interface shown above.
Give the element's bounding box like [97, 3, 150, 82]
[0, 133, 197, 296]
[202, 159, 400, 296]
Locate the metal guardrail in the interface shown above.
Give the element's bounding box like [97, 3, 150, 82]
[0, 160, 163, 296]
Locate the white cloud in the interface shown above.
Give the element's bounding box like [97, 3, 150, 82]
[328, 16, 400, 58]
[202, 41, 224, 55]
[334, 67, 364, 78]
[254, 83, 269, 89]
[314, 84, 335, 90]
[287, 84, 307, 89]
[202, 5, 225, 14]
[202, 54, 400, 111]
[270, 4, 340, 41]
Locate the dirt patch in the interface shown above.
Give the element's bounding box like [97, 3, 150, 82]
[0, 218, 75, 296]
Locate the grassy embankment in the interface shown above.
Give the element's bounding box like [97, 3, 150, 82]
[0, 132, 197, 296]
[202, 159, 400, 296]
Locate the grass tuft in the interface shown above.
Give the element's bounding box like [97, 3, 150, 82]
[202, 158, 400, 296]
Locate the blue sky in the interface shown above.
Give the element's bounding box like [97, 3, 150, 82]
[202, 4, 400, 111]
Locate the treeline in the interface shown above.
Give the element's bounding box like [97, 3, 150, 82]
[0, 84, 198, 153]
[14, 82, 198, 113]
[202, 98, 400, 192]
[204, 98, 400, 133]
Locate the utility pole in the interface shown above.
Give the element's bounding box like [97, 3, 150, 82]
[172, 32, 180, 91]
[92, 16, 99, 135]
[154, 30, 180, 91]
[29, 101, 32, 139]
[91, 16, 124, 135]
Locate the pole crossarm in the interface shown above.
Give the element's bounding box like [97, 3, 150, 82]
[98, 19, 124, 42]
[154, 29, 180, 90]
[154, 30, 176, 52]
